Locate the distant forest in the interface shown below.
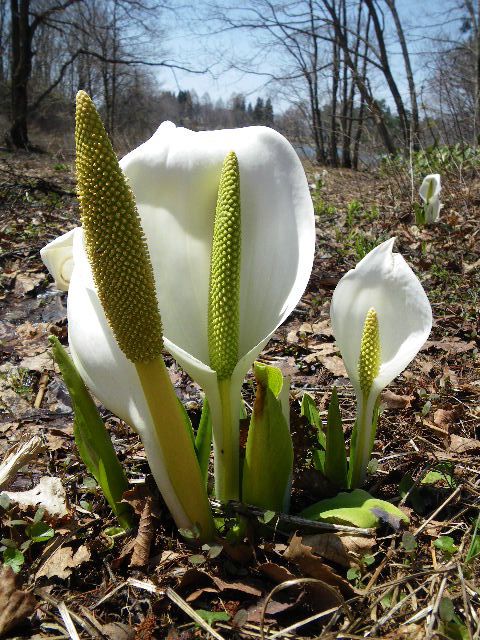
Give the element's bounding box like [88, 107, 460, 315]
[1, 1, 479, 167]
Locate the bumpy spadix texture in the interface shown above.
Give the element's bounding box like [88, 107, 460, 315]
[208, 151, 241, 379]
[358, 308, 380, 397]
[75, 90, 162, 362]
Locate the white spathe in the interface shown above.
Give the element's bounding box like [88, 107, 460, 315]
[331, 238, 432, 399]
[419, 173, 442, 223]
[41, 122, 315, 498]
[40, 228, 76, 291]
[330, 239, 432, 484]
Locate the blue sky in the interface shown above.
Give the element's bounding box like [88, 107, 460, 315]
[157, 0, 464, 111]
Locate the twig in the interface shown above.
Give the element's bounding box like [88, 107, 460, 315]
[210, 499, 374, 535]
[259, 577, 350, 640]
[34, 371, 49, 408]
[268, 605, 340, 639]
[361, 540, 396, 594]
[36, 589, 103, 638]
[57, 602, 81, 640]
[425, 574, 448, 639]
[0, 435, 44, 489]
[457, 564, 473, 639]
[414, 485, 462, 537]
[165, 587, 226, 640]
[366, 579, 431, 637]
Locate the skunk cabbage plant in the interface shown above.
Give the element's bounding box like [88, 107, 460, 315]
[330, 239, 432, 487]
[42, 92, 214, 540]
[419, 174, 442, 223]
[42, 93, 315, 508]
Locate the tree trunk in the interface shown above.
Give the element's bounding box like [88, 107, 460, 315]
[363, 0, 409, 147]
[384, 0, 420, 150]
[308, 0, 326, 164]
[323, 0, 397, 155]
[9, 0, 32, 149]
[353, 10, 371, 169]
[330, 12, 339, 167]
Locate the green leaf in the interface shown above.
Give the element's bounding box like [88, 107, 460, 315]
[434, 536, 458, 555]
[195, 398, 212, 486]
[2, 547, 24, 573]
[26, 522, 55, 543]
[401, 532, 417, 553]
[439, 597, 455, 623]
[299, 489, 409, 529]
[195, 610, 230, 626]
[312, 449, 325, 473]
[439, 620, 469, 640]
[347, 567, 360, 581]
[242, 363, 293, 512]
[422, 463, 456, 489]
[466, 512, 480, 564]
[301, 392, 326, 449]
[324, 388, 348, 488]
[50, 336, 133, 530]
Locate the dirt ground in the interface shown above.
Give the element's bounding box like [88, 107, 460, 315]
[0, 149, 479, 639]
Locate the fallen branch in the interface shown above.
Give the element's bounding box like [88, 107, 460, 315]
[210, 498, 375, 536]
[0, 435, 44, 490]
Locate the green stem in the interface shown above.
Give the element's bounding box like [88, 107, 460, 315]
[215, 377, 240, 502]
[349, 396, 371, 489]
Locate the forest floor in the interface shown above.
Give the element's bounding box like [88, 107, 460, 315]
[0, 150, 479, 640]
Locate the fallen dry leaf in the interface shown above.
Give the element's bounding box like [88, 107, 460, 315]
[381, 624, 425, 639]
[36, 545, 90, 580]
[303, 343, 337, 364]
[259, 562, 296, 584]
[433, 405, 463, 432]
[122, 483, 161, 518]
[102, 622, 134, 640]
[211, 575, 262, 597]
[381, 390, 414, 410]
[300, 532, 376, 568]
[180, 567, 261, 603]
[0, 567, 36, 636]
[130, 497, 153, 568]
[315, 355, 348, 377]
[449, 434, 480, 454]
[19, 351, 55, 373]
[284, 533, 353, 597]
[247, 596, 300, 624]
[424, 339, 476, 355]
[1, 476, 69, 518]
[14, 272, 45, 296]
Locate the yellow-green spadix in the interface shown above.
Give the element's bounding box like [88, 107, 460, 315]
[330, 238, 432, 487]
[41, 114, 316, 505]
[42, 91, 214, 540]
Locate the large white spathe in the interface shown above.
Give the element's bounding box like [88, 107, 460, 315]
[330, 238, 432, 486]
[42, 122, 315, 501]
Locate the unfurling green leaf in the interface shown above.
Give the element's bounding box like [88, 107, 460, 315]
[50, 336, 133, 529]
[300, 392, 326, 448]
[242, 362, 293, 512]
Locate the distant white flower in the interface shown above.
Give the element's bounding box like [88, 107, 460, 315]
[419, 174, 442, 223]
